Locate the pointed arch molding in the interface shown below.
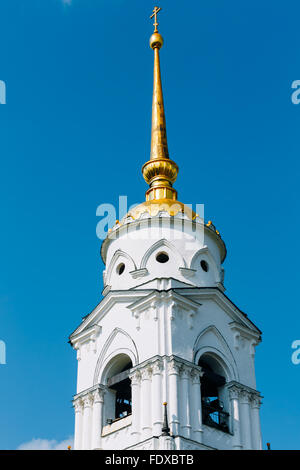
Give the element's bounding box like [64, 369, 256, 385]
[190, 246, 220, 281]
[193, 325, 239, 382]
[140, 238, 187, 269]
[93, 328, 139, 385]
[106, 249, 137, 284]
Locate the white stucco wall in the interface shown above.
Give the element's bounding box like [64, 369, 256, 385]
[70, 213, 262, 450]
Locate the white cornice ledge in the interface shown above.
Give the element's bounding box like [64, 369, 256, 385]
[174, 287, 261, 334]
[71, 324, 102, 346]
[130, 268, 148, 279]
[102, 285, 111, 296]
[73, 383, 106, 402]
[69, 290, 151, 342]
[229, 322, 261, 342]
[127, 289, 201, 315]
[179, 267, 196, 278]
[225, 380, 262, 398]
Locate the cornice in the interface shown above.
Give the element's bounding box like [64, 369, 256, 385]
[225, 380, 262, 398]
[127, 289, 201, 314]
[73, 383, 106, 402]
[129, 354, 203, 378]
[69, 286, 261, 346]
[69, 290, 152, 343]
[173, 287, 261, 335]
[229, 321, 261, 344]
[71, 324, 102, 347]
[100, 217, 227, 265]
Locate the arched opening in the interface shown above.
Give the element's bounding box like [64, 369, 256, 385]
[198, 354, 229, 433]
[104, 354, 133, 424]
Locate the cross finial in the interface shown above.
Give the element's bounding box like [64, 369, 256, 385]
[150, 6, 162, 33]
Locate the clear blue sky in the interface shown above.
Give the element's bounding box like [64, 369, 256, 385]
[0, 0, 299, 450]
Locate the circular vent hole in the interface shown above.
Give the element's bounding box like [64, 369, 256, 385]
[156, 252, 169, 263]
[117, 263, 125, 275]
[200, 260, 209, 272]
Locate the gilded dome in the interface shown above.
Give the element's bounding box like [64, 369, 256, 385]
[123, 199, 198, 223]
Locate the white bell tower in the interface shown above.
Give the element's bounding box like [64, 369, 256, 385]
[69, 8, 263, 451]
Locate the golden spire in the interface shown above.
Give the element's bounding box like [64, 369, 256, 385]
[142, 7, 179, 201]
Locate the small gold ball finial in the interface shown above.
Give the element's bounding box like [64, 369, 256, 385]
[150, 32, 164, 49]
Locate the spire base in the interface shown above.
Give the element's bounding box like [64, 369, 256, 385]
[145, 186, 177, 201]
[142, 158, 178, 201]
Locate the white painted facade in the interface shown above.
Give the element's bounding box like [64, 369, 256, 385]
[70, 213, 263, 450]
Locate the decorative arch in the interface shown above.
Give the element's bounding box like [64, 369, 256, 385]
[193, 325, 239, 382]
[140, 238, 186, 269]
[100, 349, 135, 384]
[106, 249, 137, 285]
[190, 247, 220, 282]
[93, 328, 139, 385]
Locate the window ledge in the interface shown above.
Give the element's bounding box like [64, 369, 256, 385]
[102, 415, 132, 436]
[203, 423, 233, 436]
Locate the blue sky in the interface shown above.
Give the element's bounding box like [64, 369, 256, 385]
[0, 0, 300, 450]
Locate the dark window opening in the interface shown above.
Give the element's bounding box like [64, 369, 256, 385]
[156, 252, 169, 263]
[117, 263, 125, 275]
[200, 260, 209, 272]
[107, 360, 132, 422]
[114, 378, 132, 419]
[199, 359, 229, 433]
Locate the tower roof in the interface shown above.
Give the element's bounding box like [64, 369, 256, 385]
[142, 6, 179, 202]
[101, 7, 226, 264]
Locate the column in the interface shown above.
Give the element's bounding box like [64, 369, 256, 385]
[239, 390, 252, 449]
[191, 369, 203, 443]
[140, 367, 152, 439]
[82, 394, 93, 450]
[73, 398, 83, 450]
[91, 388, 104, 449]
[180, 366, 191, 439]
[228, 386, 242, 450]
[130, 370, 141, 442]
[250, 394, 262, 450]
[152, 361, 163, 436]
[168, 360, 180, 436]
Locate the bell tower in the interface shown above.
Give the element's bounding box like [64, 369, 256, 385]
[69, 7, 263, 450]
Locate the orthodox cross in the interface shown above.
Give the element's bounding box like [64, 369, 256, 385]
[150, 6, 162, 33]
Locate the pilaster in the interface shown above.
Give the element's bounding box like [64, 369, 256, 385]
[82, 393, 93, 450]
[73, 398, 83, 450]
[91, 388, 105, 449]
[250, 393, 262, 450]
[180, 365, 192, 439]
[190, 367, 203, 442]
[167, 358, 181, 435]
[140, 366, 153, 439]
[129, 369, 142, 442]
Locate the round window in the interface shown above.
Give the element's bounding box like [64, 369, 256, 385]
[117, 263, 125, 275]
[156, 252, 169, 263]
[200, 260, 209, 272]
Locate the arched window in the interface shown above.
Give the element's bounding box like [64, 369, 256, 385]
[198, 355, 229, 433]
[105, 355, 133, 424]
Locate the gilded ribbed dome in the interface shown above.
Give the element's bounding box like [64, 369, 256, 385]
[125, 199, 197, 222]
